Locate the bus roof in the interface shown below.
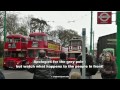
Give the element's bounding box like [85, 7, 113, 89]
[69, 37, 82, 41]
[29, 32, 47, 37]
[103, 48, 114, 51]
[7, 34, 27, 39]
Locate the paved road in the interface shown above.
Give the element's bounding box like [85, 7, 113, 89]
[1, 69, 102, 79]
[1, 69, 33, 79]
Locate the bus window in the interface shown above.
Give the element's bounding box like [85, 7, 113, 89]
[4, 51, 11, 57]
[14, 38, 20, 43]
[18, 52, 25, 57]
[32, 42, 38, 47]
[36, 36, 43, 41]
[9, 39, 13, 42]
[34, 50, 39, 57]
[9, 51, 17, 58]
[7, 38, 13, 43]
[21, 38, 26, 42]
[30, 36, 35, 41]
[69, 53, 75, 58]
[71, 41, 78, 46]
[6, 38, 9, 42]
[12, 53, 17, 58]
[78, 40, 82, 46]
[43, 36, 47, 41]
[69, 41, 71, 46]
[28, 50, 34, 57]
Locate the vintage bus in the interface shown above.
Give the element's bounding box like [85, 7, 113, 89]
[3, 34, 28, 69]
[26, 32, 61, 64]
[68, 37, 82, 61]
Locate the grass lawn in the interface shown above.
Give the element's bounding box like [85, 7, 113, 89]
[0, 58, 3, 68]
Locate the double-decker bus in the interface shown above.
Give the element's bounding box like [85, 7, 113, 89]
[68, 37, 82, 61]
[26, 32, 61, 64]
[3, 34, 28, 69]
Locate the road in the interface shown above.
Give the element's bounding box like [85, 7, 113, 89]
[1, 69, 102, 79]
[1, 69, 33, 79]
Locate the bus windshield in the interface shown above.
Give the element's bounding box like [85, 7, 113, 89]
[4, 51, 26, 58]
[71, 40, 81, 46]
[28, 50, 34, 57]
[30, 36, 47, 41]
[68, 53, 75, 58]
[14, 38, 20, 43]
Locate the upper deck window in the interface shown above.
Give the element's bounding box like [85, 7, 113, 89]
[7, 38, 13, 43]
[14, 38, 20, 43]
[71, 40, 81, 46]
[43, 36, 47, 41]
[30, 36, 35, 40]
[36, 36, 43, 41]
[35, 35, 47, 41]
[21, 38, 26, 42]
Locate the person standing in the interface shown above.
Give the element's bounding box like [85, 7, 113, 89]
[100, 52, 117, 79]
[28, 50, 53, 79]
[53, 52, 71, 79]
[77, 47, 98, 79]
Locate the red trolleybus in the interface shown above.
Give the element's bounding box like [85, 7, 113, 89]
[68, 37, 82, 61]
[3, 34, 28, 69]
[26, 32, 61, 64]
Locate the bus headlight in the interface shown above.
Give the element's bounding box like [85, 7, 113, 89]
[17, 62, 20, 64]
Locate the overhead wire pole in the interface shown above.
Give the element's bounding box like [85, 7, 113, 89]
[82, 28, 86, 79]
[90, 11, 93, 55]
[116, 11, 120, 79]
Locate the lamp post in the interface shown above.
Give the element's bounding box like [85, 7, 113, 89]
[90, 11, 93, 55]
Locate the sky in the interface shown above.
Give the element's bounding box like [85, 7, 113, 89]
[15, 11, 117, 49]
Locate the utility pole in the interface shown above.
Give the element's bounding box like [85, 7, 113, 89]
[93, 31, 94, 56]
[4, 11, 6, 43]
[116, 11, 120, 79]
[90, 11, 93, 55]
[82, 28, 86, 79]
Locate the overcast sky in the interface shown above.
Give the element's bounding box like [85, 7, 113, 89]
[16, 11, 116, 49]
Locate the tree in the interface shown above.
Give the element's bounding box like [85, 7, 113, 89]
[30, 18, 50, 33]
[49, 26, 81, 47]
[45, 24, 51, 34]
[0, 11, 4, 41]
[6, 13, 19, 34]
[17, 25, 28, 36]
[0, 11, 4, 29]
[25, 15, 34, 34]
[16, 15, 33, 36]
